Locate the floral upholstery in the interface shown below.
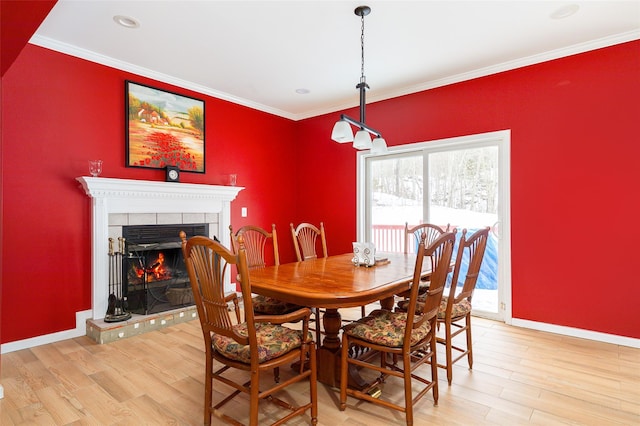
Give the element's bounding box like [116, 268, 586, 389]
[343, 309, 431, 347]
[252, 295, 302, 315]
[437, 296, 472, 319]
[213, 322, 311, 364]
[396, 295, 472, 319]
[395, 296, 425, 312]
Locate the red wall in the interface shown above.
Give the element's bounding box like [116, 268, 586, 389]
[2, 40, 639, 343]
[0, 0, 57, 77]
[1, 44, 300, 343]
[296, 40, 640, 339]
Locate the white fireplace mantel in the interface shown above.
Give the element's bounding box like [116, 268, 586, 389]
[77, 176, 243, 320]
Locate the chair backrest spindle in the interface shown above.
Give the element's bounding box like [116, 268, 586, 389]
[290, 222, 327, 261]
[181, 232, 249, 344]
[229, 224, 279, 268]
[446, 226, 490, 308]
[404, 222, 452, 254]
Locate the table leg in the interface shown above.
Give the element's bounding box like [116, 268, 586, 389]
[316, 308, 340, 387]
[315, 308, 371, 390]
[379, 295, 395, 310]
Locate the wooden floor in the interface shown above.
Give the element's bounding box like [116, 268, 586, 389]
[1, 309, 638, 425]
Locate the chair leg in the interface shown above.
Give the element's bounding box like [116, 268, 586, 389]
[204, 352, 213, 426]
[403, 351, 414, 426]
[445, 320, 453, 385]
[249, 369, 260, 425]
[314, 308, 322, 348]
[309, 341, 318, 424]
[339, 334, 349, 411]
[466, 314, 473, 369]
[430, 335, 439, 405]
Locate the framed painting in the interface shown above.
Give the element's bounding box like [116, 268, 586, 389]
[125, 81, 205, 173]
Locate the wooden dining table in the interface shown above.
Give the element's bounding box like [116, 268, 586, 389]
[248, 252, 431, 388]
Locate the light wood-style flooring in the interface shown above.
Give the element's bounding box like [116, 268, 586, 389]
[1, 310, 638, 425]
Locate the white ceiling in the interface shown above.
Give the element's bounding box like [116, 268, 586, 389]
[32, 1, 640, 120]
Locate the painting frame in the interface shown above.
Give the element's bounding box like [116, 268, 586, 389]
[125, 80, 205, 173]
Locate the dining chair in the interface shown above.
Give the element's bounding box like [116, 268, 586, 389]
[290, 222, 328, 261]
[396, 222, 452, 307]
[339, 231, 456, 426]
[290, 221, 368, 344]
[180, 231, 318, 426]
[437, 226, 490, 385]
[230, 224, 301, 316]
[290, 221, 330, 347]
[404, 222, 452, 255]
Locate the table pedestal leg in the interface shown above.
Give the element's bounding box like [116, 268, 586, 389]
[316, 308, 340, 387]
[316, 308, 372, 390]
[379, 295, 395, 310]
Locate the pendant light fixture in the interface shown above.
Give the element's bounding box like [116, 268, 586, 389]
[331, 5, 387, 154]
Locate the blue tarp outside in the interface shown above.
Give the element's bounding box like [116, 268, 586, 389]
[412, 228, 498, 290]
[451, 228, 498, 289]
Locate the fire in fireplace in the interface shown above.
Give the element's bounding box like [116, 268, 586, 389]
[122, 223, 209, 315]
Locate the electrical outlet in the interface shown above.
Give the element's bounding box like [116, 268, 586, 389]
[241, 207, 247, 217]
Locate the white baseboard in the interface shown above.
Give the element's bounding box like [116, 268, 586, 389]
[511, 318, 640, 348]
[1, 310, 93, 354]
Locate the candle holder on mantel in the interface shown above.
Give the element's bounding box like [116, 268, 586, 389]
[104, 237, 132, 323]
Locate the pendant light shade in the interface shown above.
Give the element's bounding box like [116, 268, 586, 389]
[370, 136, 388, 154]
[353, 129, 373, 150]
[330, 5, 388, 154]
[331, 119, 354, 143]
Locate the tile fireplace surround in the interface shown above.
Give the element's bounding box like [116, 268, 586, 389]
[76, 177, 243, 342]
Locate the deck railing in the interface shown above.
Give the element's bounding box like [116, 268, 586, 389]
[371, 223, 498, 290]
[371, 224, 406, 253]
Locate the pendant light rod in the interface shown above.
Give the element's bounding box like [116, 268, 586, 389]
[356, 5, 370, 124]
[331, 5, 387, 153]
[338, 113, 381, 138]
[357, 81, 368, 124]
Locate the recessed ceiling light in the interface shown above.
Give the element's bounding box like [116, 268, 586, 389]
[295, 88, 310, 95]
[550, 4, 579, 19]
[113, 15, 140, 29]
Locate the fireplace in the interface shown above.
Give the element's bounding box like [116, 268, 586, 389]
[122, 223, 208, 315]
[77, 177, 242, 321]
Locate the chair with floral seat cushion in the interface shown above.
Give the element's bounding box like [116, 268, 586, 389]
[181, 231, 318, 426]
[339, 231, 456, 426]
[437, 226, 490, 385]
[230, 224, 302, 316]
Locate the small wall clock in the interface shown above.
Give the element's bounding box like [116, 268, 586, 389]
[166, 166, 180, 182]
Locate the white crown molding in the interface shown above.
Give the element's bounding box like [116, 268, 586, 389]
[30, 30, 639, 121]
[28, 35, 297, 120]
[318, 30, 640, 120]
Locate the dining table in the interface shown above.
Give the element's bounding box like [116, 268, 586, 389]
[248, 252, 433, 388]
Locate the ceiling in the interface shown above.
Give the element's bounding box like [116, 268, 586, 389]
[31, 1, 640, 120]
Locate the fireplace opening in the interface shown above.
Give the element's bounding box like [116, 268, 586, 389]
[122, 223, 209, 315]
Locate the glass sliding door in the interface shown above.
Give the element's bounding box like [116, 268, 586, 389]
[368, 153, 423, 253]
[358, 131, 510, 321]
[428, 147, 499, 314]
